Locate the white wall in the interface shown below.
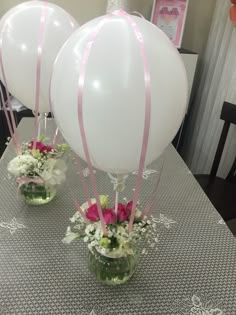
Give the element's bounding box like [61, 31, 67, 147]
[0, 0, 216, 58]
[182, 0, 216, 57]
[0, 0, 107, 25]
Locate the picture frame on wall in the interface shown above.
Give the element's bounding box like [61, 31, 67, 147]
[151, 0, 189, 48]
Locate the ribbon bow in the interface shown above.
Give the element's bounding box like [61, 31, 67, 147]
[16, 177, 44, 186]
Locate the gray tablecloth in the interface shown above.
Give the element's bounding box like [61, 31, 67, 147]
[0, 118, 235, 315]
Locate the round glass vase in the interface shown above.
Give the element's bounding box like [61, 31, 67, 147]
[88, 247, 139, 285]
[19, 182, 57, 206]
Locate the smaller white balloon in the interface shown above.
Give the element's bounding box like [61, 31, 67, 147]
[51, 14, 188, 174]
[0, 1, 78, 113]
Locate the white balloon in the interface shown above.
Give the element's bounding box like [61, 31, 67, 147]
[0, 1, 78, 113]
[51, 14, 188, 174]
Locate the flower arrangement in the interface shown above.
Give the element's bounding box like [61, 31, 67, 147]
[64, 195, 156, 255]
[7, 136, 69, 205]
[63, 195, 157, 284]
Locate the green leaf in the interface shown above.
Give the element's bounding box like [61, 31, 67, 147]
[39, 134, 45, 142]
[62, 232, 80, 244]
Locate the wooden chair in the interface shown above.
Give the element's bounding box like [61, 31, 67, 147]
[195, 102, 236, 231]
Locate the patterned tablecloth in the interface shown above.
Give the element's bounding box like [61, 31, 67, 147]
[0, 118, 235, 315]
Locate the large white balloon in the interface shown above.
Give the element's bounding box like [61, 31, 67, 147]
[51, 14, 188, 174]
[0, 1, 78, 113]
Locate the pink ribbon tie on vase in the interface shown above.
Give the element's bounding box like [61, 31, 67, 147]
[16, 177, 44, 186]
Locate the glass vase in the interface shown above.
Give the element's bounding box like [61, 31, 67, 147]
[20, 182, 57, 206]
[88, 247, 139, 285]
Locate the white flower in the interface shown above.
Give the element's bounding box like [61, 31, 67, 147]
[62, 228, 79, 244]
[94, 226, 103, 240]
[40, 158, 67, 186]
[7, 154, 37, 177]
[91, 240, 98, 247]
[107, 230, 113, 238]
[80, 195, 108, 210]
[83, 236, 89, 242]
[81, 198, 96, 210]
[70, 211, 81, 223]
[85, 224, 95, 235]
[135, 209, 142, 219]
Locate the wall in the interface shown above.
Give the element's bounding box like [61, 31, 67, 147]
[0, 0, 216, 58]
[0, 0, 107, 25]
[182, 0, 216, 57]
[105, 0, 216, 58]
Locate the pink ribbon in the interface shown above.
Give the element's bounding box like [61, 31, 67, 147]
[50, 11, 152, 234]
[111, 11, 151, 233]
[146, 190, 162, 221]
[52, 127, 59, 148]
[33, 2, 48, 150]
[16, 177, 44, 185]
[70, 193, 90, 223]
[0, 90, 16, 148]
[129, 11, 145, 19]
[140, 160, 164, 220]
[0, 33, 21, 155]
[75, 11, 151, 234]
[75, 156, 92, 207]
[49, 12, 78, 149]
[77, 17, 111, 236]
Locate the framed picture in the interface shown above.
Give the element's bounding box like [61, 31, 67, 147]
[151, 0, 189, 48]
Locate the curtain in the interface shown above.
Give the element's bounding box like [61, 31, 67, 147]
[183, 0, 236, 178]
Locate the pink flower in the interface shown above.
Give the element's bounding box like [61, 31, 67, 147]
[86, 204, 99, 222]
[86, 201, 134, 224]
[42, 145, 53, 152]
[28, 141, 53, 154]
[126, 201, 133, 212]
[103, 209, 117, 224]
[29, 141, 44, 151]
[117, 202, 132, 222]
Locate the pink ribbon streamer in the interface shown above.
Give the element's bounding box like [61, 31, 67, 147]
[146, 189, 162, 221]
[0, 89, 16, 148]
[145, 161, 165, 220]
[49, 12, 77, 148]
[33, 2, 48, 150]
[50, 11, 152, 235]
[77, 17, 111, 236]
[52, 127, 59, 148]
[74, 156, 92, 207]
[111, 11, 151, 233]
[48, 14, 91, 214]
[74, 11, 151, 234]
[16, 177, 44, 185]
[140, 160, 164, 220]
[0, 34, 21, 154]
[129, 11, 145, 19]
[70, 193, 90, 223]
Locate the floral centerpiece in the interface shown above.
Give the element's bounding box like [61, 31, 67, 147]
[63, 195, 157, 285]
[7, 136, 69, 205]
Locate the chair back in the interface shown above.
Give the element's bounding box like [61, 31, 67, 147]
[210, 101, 236, 181]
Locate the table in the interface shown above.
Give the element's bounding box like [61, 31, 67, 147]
[0, 118, 235, 315]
